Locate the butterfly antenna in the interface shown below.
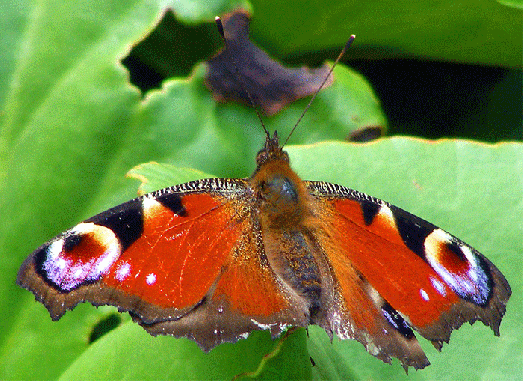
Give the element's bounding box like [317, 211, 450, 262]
[283, 34, 356, 147]
[215, 16, 270, 138]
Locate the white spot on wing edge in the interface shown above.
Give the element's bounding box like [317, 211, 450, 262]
[249, 318, 291, 333]
[143, 193, 184, 218]
[250, 318, 277, 330]
[142, 195, 165, 220]
[377, 204, 396, 227]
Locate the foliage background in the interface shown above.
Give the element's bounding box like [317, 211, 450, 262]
[0, 0, 521, 379]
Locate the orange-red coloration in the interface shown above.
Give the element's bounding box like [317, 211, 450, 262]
[431, 238, 471, 274]
[103, 194, 240, 309]
[329, 199, 459, 328]
[327, 249, 386, 334]
[213, 242, 291, 316]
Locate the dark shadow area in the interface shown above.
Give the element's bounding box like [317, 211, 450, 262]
[89, 313, 122, 344]
[122, 10, 221, 94]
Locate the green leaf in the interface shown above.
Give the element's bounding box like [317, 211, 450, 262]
[58, 325, 311, 380]
[128, 139, 522, 380]
[127, 163, 215, 195]
[1, 1, 519, 380]
[250, 0, 523, 68]
[289, 139, 522, 380]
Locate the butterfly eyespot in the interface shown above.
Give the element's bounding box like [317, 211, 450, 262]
[62, 232, 83, 252]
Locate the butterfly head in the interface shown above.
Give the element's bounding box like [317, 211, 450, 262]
[255, 131, 289, 170]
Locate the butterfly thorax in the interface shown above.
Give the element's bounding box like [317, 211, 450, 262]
[250, 134, 312, 228]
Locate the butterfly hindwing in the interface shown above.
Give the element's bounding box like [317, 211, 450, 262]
[141, 218, 310, 349]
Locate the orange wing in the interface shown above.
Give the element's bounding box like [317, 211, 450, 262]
[17, 178, 307, 350]
[307, 181, 511, 369]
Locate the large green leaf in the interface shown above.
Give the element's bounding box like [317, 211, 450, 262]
[4, 139, 520, 380]
[250, 0, 523, 68]
[1, 0, 520, 380]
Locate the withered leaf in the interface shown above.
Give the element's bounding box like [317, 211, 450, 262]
[205, 9, 333, 116]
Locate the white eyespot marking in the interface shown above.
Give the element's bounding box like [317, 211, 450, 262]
[47, 239, 65, 260]
[430, 276, 447, 296]
[73, 267, 84, 278]
[377, 205, 395, 227]
[146, 272, 157, 285]
[425, 229, 489, 304]
[96, 246, 119, 274]
[460, 245, 483, 283]
[41, 223, 121, 291]
[46, 240, 69, 273]
[115, 261, 131, 282]
[142, 195, 161, 213]
[420, 289, 429, 301]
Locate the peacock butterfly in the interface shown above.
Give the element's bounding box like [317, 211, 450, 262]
[17, 18, 510, 371]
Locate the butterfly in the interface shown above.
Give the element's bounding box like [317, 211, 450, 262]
[17, 128, 511, 370]
[16, 19, 510, 371]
